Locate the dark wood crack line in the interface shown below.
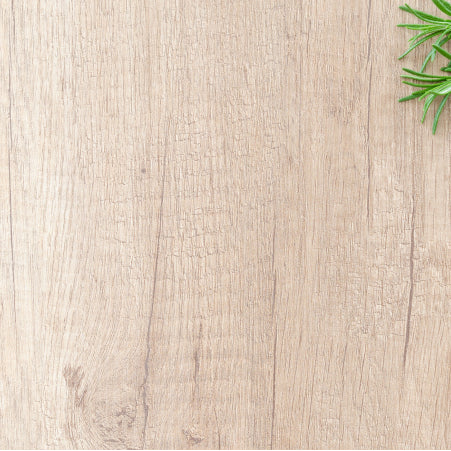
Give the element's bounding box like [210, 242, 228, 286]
[403, 200, 415, 367]
[141, 144, 168, 448]
[8, 0, 17, 334]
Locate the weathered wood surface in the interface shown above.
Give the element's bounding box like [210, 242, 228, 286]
[0, 0, 449, 448]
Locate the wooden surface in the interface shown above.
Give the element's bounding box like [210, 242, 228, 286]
[0, 0, 450, 449]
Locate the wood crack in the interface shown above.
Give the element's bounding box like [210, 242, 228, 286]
[271, 219, 276, 317]
[214, 408, 221, 450]
[270, 327, 277, 449]
[141, 146, 168, 448]
[403, 199, 415, 367]
[366, 0, 373, 223]
[8, 0, 17, 331]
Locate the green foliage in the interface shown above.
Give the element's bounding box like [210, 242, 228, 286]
[399, 0, 451, 133]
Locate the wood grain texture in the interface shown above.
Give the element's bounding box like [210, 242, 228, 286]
[0, 0, 449, 449]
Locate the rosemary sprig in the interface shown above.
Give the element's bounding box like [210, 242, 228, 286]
[399, 0, 451, 133]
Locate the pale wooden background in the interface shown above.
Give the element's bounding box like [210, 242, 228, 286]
[0, 0, 449, 449]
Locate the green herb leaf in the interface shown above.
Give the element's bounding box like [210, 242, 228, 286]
[399, 31, 442, 59]
[399, 1, 451, 132]
[432, 92, 450, 132]
[401, 4, 451, 23]
[432, 0, 451, 16]
[433, 42, 451, 58]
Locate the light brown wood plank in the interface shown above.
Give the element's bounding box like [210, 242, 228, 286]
[0, 0, 449, 449]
